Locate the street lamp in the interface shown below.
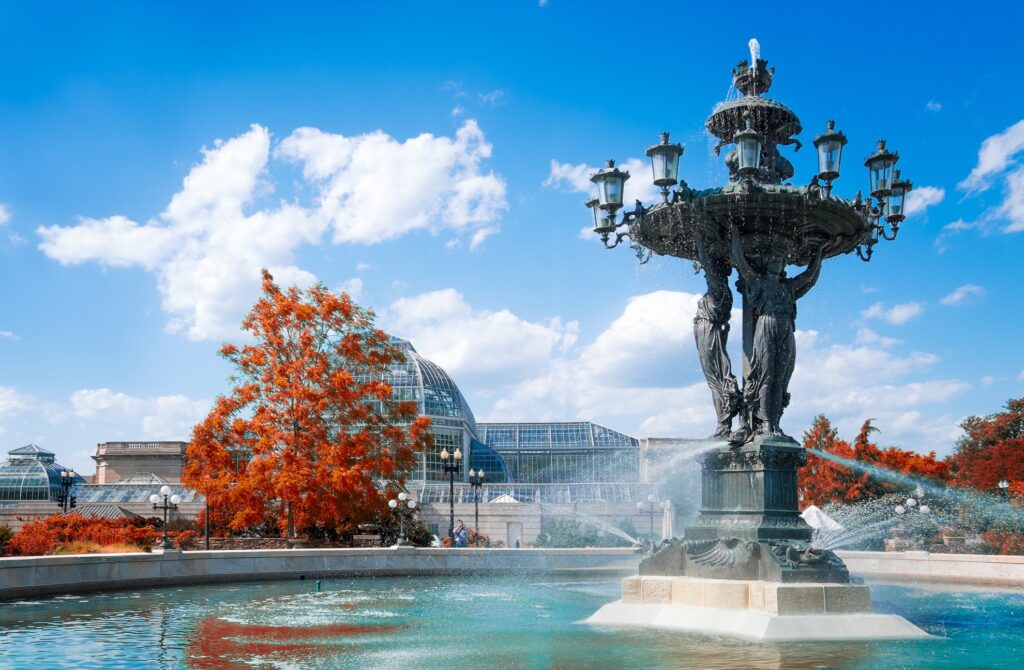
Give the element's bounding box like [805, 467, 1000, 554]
[440, 447, 462, 543]
[57, 469, 77, 513]
[150, 485, 181, 550]
[387, 492, 419, 547]
[636, 494, 661, 540]
[998, 480, 1010, 500]
[734, 114, 764, 179]
[469, 468, 486, 545]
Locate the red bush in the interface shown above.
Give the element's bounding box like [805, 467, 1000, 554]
[6, 514, 160, 556]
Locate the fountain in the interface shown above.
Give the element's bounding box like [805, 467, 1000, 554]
[583, 42, 930, 640]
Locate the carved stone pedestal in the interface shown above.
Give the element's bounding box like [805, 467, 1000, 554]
[641, 437, 850, 583]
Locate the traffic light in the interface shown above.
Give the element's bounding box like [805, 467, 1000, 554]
[70, 495, 77, 509]
[56, 494, 66, 510]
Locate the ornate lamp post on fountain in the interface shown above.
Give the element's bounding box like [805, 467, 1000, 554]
[469, 468, 485, 544]
[586, 42, 911, 584]
[387, 492, 419, 547]
[150, 485, 181, 550]
[440, 447, 462, 543]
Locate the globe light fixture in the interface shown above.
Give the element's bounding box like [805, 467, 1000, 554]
[646, 132, 684, 201]
[865, 139, 899, 199]
[734, 115, 764, 177]
[591, 159, 630, 212]
[813, 120, 847, 196]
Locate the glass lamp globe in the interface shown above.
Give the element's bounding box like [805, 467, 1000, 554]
[865, 139, 899, 198]
[734, 117, 764, 176]
[398, 492, 409, 501]
[170, 494, 182, 505]
[906, 498, 917, 508]
[453, 448, 463, 461]
[478, 469, 485, 479]
[469, 469, 476, 478]
[60, 470, 68, 478]
[813, 119, 847, 183]
[160, 485, 172, 496]
[919, 505, 931, 514]
[440, 448, 449, 461]
[408, 500, 418, 509]
[636, 502, 645, 511]
[388, 499, 398, 509]
[590, 159, 630, 211]
[646, 132, 683, 192]
[895, 505, 906, 515]
[886, 171, 913, 223]
[647, 494, 656, 503]
[150, 494, 160, 504]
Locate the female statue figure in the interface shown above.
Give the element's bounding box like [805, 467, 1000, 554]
[694, 233, 740, 439]
[730, 227, 823, 440]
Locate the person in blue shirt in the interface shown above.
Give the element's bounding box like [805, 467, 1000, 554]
[453, 519, 468, 547]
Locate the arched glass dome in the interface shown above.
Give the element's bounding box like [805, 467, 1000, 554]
[385, 337, 511, 482]
[0, 445, 87, 501]
[385, 337, 476, 430]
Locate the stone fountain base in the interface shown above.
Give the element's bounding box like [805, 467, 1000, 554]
[586, 576, 930, 641]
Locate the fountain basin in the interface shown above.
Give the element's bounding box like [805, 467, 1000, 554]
[587, 575, 930, 641]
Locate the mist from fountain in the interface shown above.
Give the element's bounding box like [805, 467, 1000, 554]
[807, 446, 1024, 527]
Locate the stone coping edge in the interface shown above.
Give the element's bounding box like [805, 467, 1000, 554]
[0, 547, 641, 601]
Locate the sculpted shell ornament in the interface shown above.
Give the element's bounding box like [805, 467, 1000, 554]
[687, 538, 761, 567]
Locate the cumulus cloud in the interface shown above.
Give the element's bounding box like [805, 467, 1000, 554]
[70, 388, 209, 440]
[412, 290, 966, 453]
[904, 186, 945, 218]
[39, 121, 506, 340]
[861, 301, 925, 325]
[545, 157, 662, 209]
[0, 204, 10, 225]
[925, 100, 942, 112]
[384, 288, 578, 384]
[958, 119, 1024, 233]
[940, 284, 985, 306]
[338, 277, 365, 302]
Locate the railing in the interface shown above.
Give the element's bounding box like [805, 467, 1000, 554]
[97, 442, 187, 451]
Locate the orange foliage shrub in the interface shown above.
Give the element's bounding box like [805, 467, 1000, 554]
[7, 514, 160, 556]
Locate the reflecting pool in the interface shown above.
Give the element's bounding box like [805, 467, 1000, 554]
[1, 576, 1022, 669]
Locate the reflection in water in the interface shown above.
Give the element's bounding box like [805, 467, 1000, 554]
[185, 618, 404, 670]
[0, 577, 1023, 669]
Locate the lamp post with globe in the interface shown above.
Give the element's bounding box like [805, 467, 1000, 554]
[387, 492, 419, 547]
[150, 485, 181, 550]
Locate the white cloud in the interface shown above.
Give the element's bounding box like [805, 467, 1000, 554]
[854, 327, 901, 348]
[925, 100, 942, 112]
[338, 277, 364, 301]
[422, 290, 966, 454]
[478, 89, 507, 107]
[451, 105, 465, 117]
[384, 288, 578, 384]
[940, 283, 985, 306]
[70, 388, 209, 440]
[1018, 369, 1024, 381]
[0, 330, 18, 340]
[0, 386, 30, 418]
[0, 204, 10, 225]
[355, 263, 372, 272]
[904, 186, 945, 218]
[861, 301, 924, 325]
[39, 121, 506, 340]
[959, 119, 1024, 193]
[545, 157, 662, 209]
[958, 119, 1024, 234]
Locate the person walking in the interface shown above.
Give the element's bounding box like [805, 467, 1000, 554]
[453, 519, 468, 548]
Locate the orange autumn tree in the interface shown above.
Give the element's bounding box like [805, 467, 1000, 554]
[183, 270, 433, 538]
[799, 416, 950, 506]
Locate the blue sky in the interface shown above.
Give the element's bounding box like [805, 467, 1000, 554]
[1, 1, 1022, 474]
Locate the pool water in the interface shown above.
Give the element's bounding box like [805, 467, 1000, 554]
[0, 576, 1022, 669]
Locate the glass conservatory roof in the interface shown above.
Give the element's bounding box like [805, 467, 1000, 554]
[477, 422, 638, 451]
[0, 445, 86, 501]
[387, 337, 477, 431]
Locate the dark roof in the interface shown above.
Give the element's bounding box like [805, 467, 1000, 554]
[64, 504, 142, 520]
